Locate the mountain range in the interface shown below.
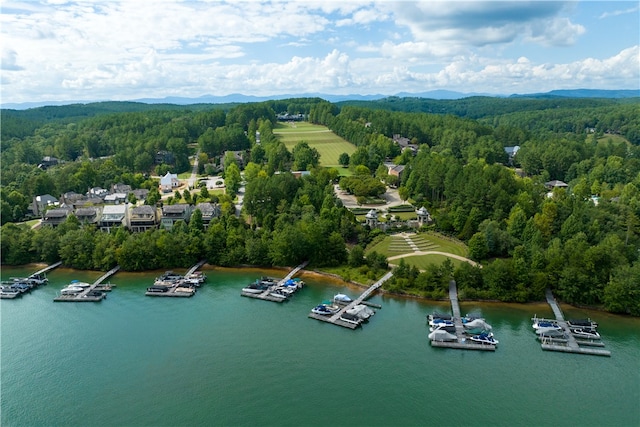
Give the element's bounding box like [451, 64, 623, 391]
[2, 89, 638, 110]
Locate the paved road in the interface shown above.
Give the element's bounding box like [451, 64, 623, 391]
[334, 184, 405, 210]
[187, 148, 201, 189]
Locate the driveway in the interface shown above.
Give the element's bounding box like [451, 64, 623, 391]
[334, 184, 405, 211]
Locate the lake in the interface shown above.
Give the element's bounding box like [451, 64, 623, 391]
[1, 265, 639, 426]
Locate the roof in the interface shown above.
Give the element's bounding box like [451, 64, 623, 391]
[195, 202, 216, 215]
[417, 207, 430, 215]
[44, 209, 70, 218]
[365, 209, 378, 218]
[36, 194, 58, 204]
[75, 207, 98, 216]
[504, 146, 520, 155]
[131, 205, 156, 215]
[545, 180, 568, 188]
[102, 205, 127, 215]
[163, 204, 189, 214]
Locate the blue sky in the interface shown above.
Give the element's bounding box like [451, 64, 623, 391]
[1, 1, 638, 104]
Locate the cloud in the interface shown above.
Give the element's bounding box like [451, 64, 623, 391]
[1, 49, 24, 70]
[599, 5, 640, 19]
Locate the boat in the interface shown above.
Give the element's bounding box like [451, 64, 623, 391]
[184, 272, 206, 285]
[571, 328, 601, 340]
[147, 285, 169, 293]
[469, 332, 499, 345]
[339, 312, 362, 325]
[427, 312, 452, 322]
[429, 318, 455, 328]
[430, 324, 456, 333]
[463, 318, 492, 331]
[242, 281, 270, 294]
[538, 329, 565, 338]
[311, 304, 338, 315]
[334, 293, 352, 304]
[567, 318, 598, 332]
[269, 289, 289, 300]
[346, 304, 375, 320]
[428, 326, 457, 342]
[60, 286, 84, 295]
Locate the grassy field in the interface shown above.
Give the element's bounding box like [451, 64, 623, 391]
[388, 254, 464, 270]
[273, 122, 357, 167]
[597, 134, 630, 146]
[366, 232, 468, 258]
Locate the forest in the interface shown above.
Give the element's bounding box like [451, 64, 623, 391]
[1, 95, 639, 315]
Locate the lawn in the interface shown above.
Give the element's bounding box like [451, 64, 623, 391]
[274, 122, 357, 167]
[366, 232, 468, 258]
[388, 254, 464, 270]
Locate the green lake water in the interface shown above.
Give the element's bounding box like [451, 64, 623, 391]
[1, 265, 639, 427]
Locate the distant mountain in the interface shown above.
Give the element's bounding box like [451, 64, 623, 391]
[3, 89, 637, 110]
[510, 89, 639, 99]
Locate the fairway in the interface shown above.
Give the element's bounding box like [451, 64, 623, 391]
[274, 122, 357, 167]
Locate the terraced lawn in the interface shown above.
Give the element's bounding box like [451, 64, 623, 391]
[367, 232, 468, 259]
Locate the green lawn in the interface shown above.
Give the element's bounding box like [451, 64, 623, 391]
[388, 254, 464, 270]
[274, 122, 357, 167]
[366, 232, 468, 258]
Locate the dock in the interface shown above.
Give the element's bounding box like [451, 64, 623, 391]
[430, 280, 496, 351]
[145, 261, 207, 298]
[241, 261, 308, 302]
[53, 265, 119, 302]
[32, 261, 62, 277]
[538, 289, 611, 357]
[186, 260, 206, 276]
[308, 271, 392, 329]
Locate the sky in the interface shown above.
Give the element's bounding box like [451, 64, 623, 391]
[1, 0, 639, 104]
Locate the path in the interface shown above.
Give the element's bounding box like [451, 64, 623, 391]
[187, 148, 201, 189]
[387, 251, 480, 267]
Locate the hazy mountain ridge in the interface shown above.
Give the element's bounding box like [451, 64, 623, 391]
[2, 89, 638, 110]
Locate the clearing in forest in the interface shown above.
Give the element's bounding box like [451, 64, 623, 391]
[273, 121, 357, 167]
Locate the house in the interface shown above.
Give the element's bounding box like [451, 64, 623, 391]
[87, 187, 109, 199]
[387, 164, 405, 181]
[75, 207, 101, 225]
[160, 204, 193, 230]
[99, 204, 128, 232]
[111, 183, 132, 194]
[545, 180, 568, 190]
[60, 191, 86, 207]
[194, 202, 221, 230]
[131, 188, 149, 202]
[155, 150, 175, 165]
[38, 156, 59, 169]
[129, 205, 158, 232]
[41, 208, 72, 227]
[104, 193, 128, 205]
[504, 146, 520, 165]
[223, 151, 245, 169]
[393, 134, 418, 155]
[160, 172, 179, 193]
[29, 194, 59, 217]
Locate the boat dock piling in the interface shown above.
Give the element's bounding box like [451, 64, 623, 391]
[430, 280, 496, 351]
[308, 271, 392, 329]
[539, 289, 610, 357]
[1, 262, 61, 299]
[53, 265, 120, 302]
[241, 261, 308, 302]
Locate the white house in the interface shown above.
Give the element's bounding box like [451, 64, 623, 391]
[160, 172, 179, 193]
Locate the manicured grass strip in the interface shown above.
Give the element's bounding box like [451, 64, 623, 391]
[366, 232, 468, 258]
[274, 121, 357, 166]
[389, 254, 464, 270]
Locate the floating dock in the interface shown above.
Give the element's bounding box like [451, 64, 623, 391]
[429, 280, 496, 351]
[308, 271, 392, 329]
[538, 289, 610, 357]
[241, 261, 308, 302]
[54, 265, 119, 302]
[145, 261, 207, 297]
[2, 262, 63, 299]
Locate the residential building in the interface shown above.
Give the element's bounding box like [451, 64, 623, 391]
[75, 207, 101, 226]
[38, 156, 59, 169]
[160, 204, 192, 230]
[99, 204, 128, 232]
[104, 193, 128, 205]
[129, 205, 158, 232]
[29, 194, 59, 217]
[504, 146, 520, 165]
[41, 207, 72, 227]
[160, 172, 179, 193]
[194, 202, 221, 230]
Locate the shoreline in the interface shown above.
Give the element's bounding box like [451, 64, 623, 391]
[1, 262, 627, 316]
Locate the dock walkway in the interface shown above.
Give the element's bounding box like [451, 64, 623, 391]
[186, 260, 206, 276]
[540, 289, 610, 357]
[146, 261, 206, 297]
[241, 261, 308, 302]
[54, 265, 120, 302]
[430, 280, 496, 351]
[308, 271, 392, 329]
[33, 261, 62, 276]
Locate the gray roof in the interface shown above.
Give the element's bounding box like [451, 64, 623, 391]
[131, 205, 156, 215]
[163, 204, 189, 214]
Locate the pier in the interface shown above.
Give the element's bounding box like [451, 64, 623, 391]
[54, 265, 119, 302]
[32, 261, 62, 277]
[308, 271, 392, 329]
[2, 262, 61, 300]
[186, 260, 206, 276]
[430, 280, 496, 351]
[146, 261, 207, 297]
[538, 289, 610, 357]
[241, 261, 308, 302]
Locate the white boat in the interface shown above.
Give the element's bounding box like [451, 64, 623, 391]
[242, 281, 269, 294]
[339, 312, 362, 325]
[469, 332, 499, 345]
[429, 318, 455, 328]
[346, 304, 375, 320]
[463, 318, 492, 331]
[60, 286, 84, 295]
[184, 272, 206, 285]
[567, 318, 598, 332]
[571, 328, 601, 340]
[269, 289, 289, 300]
[334, 293, 352, 303]
[428, 327, 457, 342]
[535, 323, 563, 335]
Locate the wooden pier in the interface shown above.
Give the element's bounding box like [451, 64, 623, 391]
[308, 271, 392, 329]
[54, 265, 119, 302]
[241, 261, 308, 302]
[32, 261, 62, 277]
[186, 260, 206, 276]
[429, 280, 496, 351]
[539, 289, 611, 357]
[146, 261, 207, 298]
